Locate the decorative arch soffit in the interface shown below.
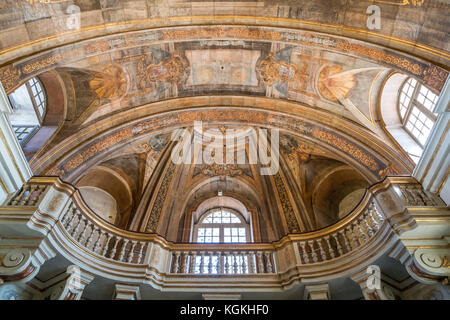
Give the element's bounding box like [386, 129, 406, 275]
[0, 25, 448, 96]
[33, 97, 412, 184]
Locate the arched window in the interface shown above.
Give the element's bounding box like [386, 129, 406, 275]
[398, 78, 438, 148]
[8, 77, 47, 146]
[194, 208, 249, 243]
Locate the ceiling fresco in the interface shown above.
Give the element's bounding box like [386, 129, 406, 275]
[0, 0, 448, 67]
[0, 0, 448, 236]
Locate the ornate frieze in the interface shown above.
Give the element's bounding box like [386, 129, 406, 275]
[145, 162, 176, 233]
[44, 108, 398, 180]
[273, 172, 300, 233]
[311, 127, 380, 172]
[61, 128, 133, 173]
[201, 163, 243, 177]
[1, 26, 446, 95]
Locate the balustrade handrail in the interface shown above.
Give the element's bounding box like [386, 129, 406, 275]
[2, 175, 427, 266]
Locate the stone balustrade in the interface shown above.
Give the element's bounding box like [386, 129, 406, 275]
[297, 201, 384, 264]
[170, 249, 275, 275]
[5, 182, 49, 207]
[1, 175, 445, 287]
[60, 201, 148, 265]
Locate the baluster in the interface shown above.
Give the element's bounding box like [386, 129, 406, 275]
[173, 252, 181, 273]
[248, 252, 256, 274]
[189, 251, 196, 274]
[357, 219, 368, 243]
[27, 185, 39, 205]
[351, 224, 362, 247]
[335, 232, 345, 256]
[127, 241, 137, 263]
[182, 252, 190, 273]
[366, 208, 379, 232]
[299, 242, 309, 264]
[61, 205, 74, 228]
[217, 251, 224, 274]
[224, 252, 231, 274]
[362, 214, 374, 236]
[241, 252, 248, 274]
[207, 252, 213, 274]
[400, 185, 414, 205]
[70, 214, 83, 238]
[65, 210, 78, 234]
[371, 203, 383, 224]
[257, 251, 264, 273]
[119, 239, 130, 262]
[37, 185, 48, 204]
[232, 252, 239, 274]
[309, 240, 318, 263]
[344, 227, 355, 251]
[265, 252, 273, 273]
[109, 236, 121, 260]
[19, 185, 32, 206]
[79, 220, 92, 245]
[10, 186, 27, 206]
[325, 236, 335, 259]
[102, 234, 113, 257]
[317, 239, 327, 261]
[93, 230, 105, 254]
[137, 242, 145, 264]
[83, 224, 96, 248]
[76, 217, 87, 243]
[200, 252, 206, 274]
[31, 185, 46, 206]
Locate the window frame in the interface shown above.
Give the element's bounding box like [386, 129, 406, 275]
[25, 77, 47, 125]
[11, 125, 40, 146]
[397, 78, 438, 148]
[193, 207, 250, 244]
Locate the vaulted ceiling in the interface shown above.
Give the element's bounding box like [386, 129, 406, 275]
[1, 0, 448, 237]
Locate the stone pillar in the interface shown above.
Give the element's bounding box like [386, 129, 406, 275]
[413, 75, 450, 205]
[303, 283, 329, 300]
[48, 265, 94, 300]
[113, 283, 141, 300]
[0, 83, 32, 204]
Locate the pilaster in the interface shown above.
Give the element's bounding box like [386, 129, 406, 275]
[303, 283, 329, 300]
[113, 283, 141, 300]
[0, 83, 32, 204]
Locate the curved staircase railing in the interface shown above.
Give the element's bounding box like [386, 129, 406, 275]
[1, 175, 444, 287]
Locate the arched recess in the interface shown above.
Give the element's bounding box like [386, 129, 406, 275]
[309, 160, 370, 228]
[75, 165, 134, 228]
[34, 99, 413, 183]
[7, 70, 66, 162]
[166, 173, 276, 243]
